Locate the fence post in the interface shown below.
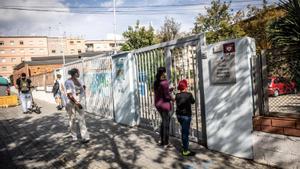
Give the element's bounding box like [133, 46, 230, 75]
[43, 73, 46, 91]
[256, 54, 264, 116]
[197, 34, 207, 147]
[164, 47, 176, 135]
[261, 50, 269, 116]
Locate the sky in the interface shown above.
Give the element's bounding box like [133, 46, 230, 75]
[0, 0, 279, 40]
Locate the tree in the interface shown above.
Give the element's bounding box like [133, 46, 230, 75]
[267, 0, 300, 47]
[193, 0, 245, 44]
[267, 0, 300, 82]
[239, 4, 285, 52]
[157, 17, 181, 42]
[121, 20, 157, 51]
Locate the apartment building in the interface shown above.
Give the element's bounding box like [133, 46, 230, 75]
[48, 37, 86, 56]
[85, 40, 125, 52]
[0, 36, 48, 77]
[0, 36, 86, 78]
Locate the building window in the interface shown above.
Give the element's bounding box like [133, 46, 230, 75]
[11, 49, 15, 53]
[0, 50, 4, 54]
[29, 48, 34, 54]
[0, 58, 6, 63]
[20, 41, 24, 45]
[29, 41, 33, 45]
[0, 41, 4, 45]
[70, 41, 74, 44]
[20, 49, 24, 53]
[77, 41, 81, 43]
[78, 49, 82, 53]
[1, 67, 7, 71]
[11, 58, 16, 62]
[10, 41, 14, 45]
[21, 57, 25, 61]
[40, 48, 44, 52]
[51, 50, 56, 53]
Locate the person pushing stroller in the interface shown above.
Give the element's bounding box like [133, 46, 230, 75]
[16, 73, 33, 114]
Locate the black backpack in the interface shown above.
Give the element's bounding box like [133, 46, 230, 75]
[52, 80, 59, 94]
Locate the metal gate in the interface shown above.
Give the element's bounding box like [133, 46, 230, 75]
[63, 55, 114, 119]
[133, 34, 206, 144]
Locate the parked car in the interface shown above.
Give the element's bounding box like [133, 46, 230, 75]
[268, 77, 297, 97]
[0, 77, 10, 96]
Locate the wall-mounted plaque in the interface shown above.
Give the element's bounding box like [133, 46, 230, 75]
[211, 42, 236, 84]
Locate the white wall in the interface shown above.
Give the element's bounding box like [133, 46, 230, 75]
[253, 131, 300, 168]
[202, 37, 256, 159]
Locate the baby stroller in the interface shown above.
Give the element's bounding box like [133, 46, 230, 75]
[28, 86, 42, 114]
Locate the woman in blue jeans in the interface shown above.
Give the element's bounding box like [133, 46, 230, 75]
[175, 79, 196, 156]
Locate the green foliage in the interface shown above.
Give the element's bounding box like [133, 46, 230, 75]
[266, 0, 300, 82]
[267, 0, 300, 47]
[240, 5, 285, 52]
[157, 17, 181, 42]
[193, 0, 246, 44]
[121, 20, 157, 51]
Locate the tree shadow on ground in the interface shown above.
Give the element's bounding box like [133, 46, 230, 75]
[0, 109, 275, 169]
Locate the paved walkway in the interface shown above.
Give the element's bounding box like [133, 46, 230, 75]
[0, 98, 275, 169]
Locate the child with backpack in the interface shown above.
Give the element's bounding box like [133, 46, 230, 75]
[175, 79, 196, 156]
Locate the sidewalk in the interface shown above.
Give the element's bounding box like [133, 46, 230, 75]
[0, 98, 275, 169]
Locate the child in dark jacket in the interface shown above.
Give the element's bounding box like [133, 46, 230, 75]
[175, 79, 196, 156]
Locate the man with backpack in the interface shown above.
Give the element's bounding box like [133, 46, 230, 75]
[52, 74, 65, 110]
[16, 73, 32, 114]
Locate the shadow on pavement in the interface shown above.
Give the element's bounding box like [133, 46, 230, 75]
[0, 109, 274, 169]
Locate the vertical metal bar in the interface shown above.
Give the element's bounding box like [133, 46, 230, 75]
[134, 53, 141, 124]
[160, 48, 165, 67]
[181, 47, 185, 80]
[144, 51, 151, 127]
[136, 53, 142, 119]
[165, 48, 172, 82]
[190, 46, 198, 141]
[261, 50, 269, 116]
[149, 50, 154, 122]
[139, 53, 145, 120]
[141, 52, 148, 124]
[173, 49, 178, 90]
[196, 38, 207, 147]
[187, 46, 191, 89]
[110, 58, 114, 118]
[155, 49, 161, 126]
[111, 57, 116, 121]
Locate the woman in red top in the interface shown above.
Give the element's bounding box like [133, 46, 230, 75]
[154, 67, 174, 146]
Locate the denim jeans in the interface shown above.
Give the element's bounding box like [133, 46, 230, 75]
[177, 115, 191, 151]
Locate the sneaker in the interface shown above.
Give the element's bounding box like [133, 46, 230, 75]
[81, 139, 90, 144]
[182, 150, 196, 156]
[164, 144, 172, 148]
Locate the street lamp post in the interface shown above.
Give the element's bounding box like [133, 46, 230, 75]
[113, 0, 117, 54]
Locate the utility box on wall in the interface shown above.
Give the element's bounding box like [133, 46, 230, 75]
[202, 37, 256, 159]
[112, 53, 138, 126]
